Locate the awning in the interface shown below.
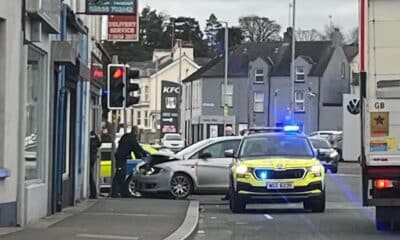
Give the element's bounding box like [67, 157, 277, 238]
[51, 41, 76, 66]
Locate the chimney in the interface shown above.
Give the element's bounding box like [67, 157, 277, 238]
[283, 27, 293, 42]
[331, 27, 343, 47]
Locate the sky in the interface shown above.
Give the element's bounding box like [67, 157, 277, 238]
[139, 0, 359, 35]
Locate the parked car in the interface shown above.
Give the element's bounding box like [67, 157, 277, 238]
[309, 131, 343, 160]
[128, 136, 242, 199]
[309, 137, 339, 173]
[161, 134, 185, 152]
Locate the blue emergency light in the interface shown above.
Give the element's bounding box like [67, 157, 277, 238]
[283, 125, 300, 132]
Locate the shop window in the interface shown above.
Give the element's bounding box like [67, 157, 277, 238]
[25, 47, 46, 180]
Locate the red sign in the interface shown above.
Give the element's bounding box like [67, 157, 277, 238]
[108, 14, 139, 42]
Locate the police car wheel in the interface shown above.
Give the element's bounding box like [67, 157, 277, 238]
[303, 191, 325, 213]
[229, 188, 245, 213]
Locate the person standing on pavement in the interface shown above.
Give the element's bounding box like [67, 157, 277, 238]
[111, 126, 149, 198]
[90, 131, 101, 199]
[225, 125, 235, 136]
[222, 125, 235, 201]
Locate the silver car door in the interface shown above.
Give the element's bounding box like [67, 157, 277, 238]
[196, 140, 240, 190]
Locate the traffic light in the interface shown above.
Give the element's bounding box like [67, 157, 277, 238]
[125, 67, 140, 108]
[107, 64, 125, 109]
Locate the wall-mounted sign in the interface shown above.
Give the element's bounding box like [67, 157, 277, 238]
[160, 81, 181, 138]
[108, 14, 139, 42]
[86, 0, 136, 15]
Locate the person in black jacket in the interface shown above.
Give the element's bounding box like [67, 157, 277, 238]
[111, 126, 148, 198]
[89, 131, 101, 199]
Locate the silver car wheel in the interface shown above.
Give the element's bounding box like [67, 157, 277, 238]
[127, 177, 142, 198]
[170, 174, 192, 199]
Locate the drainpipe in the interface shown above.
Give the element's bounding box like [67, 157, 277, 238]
[53, 4, 67, 212]
[317, 77, 321, 130]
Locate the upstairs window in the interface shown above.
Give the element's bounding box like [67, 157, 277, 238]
[294, 90, 305, 112]
[296, 66, 305, 82]
[254, 92, 264, 112]
[255, 69, 264, 83]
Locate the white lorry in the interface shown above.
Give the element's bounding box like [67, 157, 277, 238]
[360, 0, 400, 231]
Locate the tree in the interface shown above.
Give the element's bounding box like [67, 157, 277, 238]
[140, 6, 171, 49]
[166, 17, 208, 57]
[295, 29, 325, 41]
[239, 16, 281, 42]
[215, 27, 244, 55]
[205, 14, 222, 48]
[323, 25, 344, 41]
[346, 26, 359, 44]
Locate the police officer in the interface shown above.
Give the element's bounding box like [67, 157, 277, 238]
[89, 131, 101, 199]
[111, 126, 148, 198]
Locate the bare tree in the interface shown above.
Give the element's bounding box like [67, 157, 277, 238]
[323, 25, 344, 41]
[346, 26, 359, 44]
[239, 15, 281, 42]
[296, 29, 325, 41]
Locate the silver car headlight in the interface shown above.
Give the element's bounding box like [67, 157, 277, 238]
[329, 151, 338, 158]
[145, 167, 165, 176]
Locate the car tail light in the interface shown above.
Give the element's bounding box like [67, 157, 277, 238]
[374, 179, 393, 189]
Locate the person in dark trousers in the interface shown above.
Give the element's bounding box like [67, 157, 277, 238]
[111, 126, 148, 198]
[90, 131, 101, 199]
[222, 125, 235, 201]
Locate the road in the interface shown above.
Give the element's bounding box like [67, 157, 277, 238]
[189, 163, 400, 240]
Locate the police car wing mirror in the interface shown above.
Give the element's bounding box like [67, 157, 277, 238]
[199, 152, 212, 159]
[224, 149, 234, 158]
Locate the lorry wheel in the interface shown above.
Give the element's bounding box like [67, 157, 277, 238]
[229, 188, 246, 213]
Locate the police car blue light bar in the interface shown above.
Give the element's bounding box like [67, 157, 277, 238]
[283, 125, 300, 132]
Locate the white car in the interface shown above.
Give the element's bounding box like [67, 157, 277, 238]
[161, 134, 185, 152]
[309, 131, 342, 140]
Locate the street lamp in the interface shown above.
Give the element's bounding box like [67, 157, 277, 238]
[290, 0, 296, 120]
[307, 87, 318, 133]
[220, 21, 229, 117]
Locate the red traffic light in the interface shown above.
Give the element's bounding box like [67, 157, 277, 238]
[112, 68, 124, 79]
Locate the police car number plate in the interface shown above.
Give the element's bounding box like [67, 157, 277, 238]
[267, 182, 294, 189]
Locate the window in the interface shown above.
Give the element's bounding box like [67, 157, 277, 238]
[25, 47, 46, 180]
[254, 92, 264, 112]
[296, 66, 305, 82]
[137, 111, 141, 125]
[255, 69, 264, 83]
[144, 86, 149, 101]
[221, 84, 233, 107]
[144, 110, 149, 127]
[294, 90, 305, 112]
[197, 140, 240, 159]
[341, 62, 346, 79]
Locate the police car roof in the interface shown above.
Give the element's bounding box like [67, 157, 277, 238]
[243, 132, 306, 139]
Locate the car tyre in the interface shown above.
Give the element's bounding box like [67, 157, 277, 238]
[170, 173, 193, 200]
[330, 166, 338, 174]
[304, 191, 325, 213]
[229, 187, 246, 213]
[126, 175, 142, 198]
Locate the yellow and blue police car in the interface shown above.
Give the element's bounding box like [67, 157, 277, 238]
[227, 126, 325, 213]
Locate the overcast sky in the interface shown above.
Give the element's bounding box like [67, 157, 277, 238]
[139, 0, 358, 35]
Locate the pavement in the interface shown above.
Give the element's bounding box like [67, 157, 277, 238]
[0, 198, 199, 240]
[189, 163, 400, 240]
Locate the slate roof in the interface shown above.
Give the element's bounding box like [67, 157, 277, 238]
[184, 41, 349, 82]
[343, 44, 359, 62]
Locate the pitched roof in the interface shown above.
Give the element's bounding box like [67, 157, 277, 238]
[184, 41, 339, 82]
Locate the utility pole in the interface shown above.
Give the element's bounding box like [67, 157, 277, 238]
[290, 0, 296, 120]
[177, 39, 183, 134]
[155, 55, 159, 132]
[221, 21, 229, 117]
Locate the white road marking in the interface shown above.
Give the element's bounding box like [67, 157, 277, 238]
[332, 173, 360, 178]
[83, 212, 166, 217]
[76, 234, 139, 240]
[197, 230, 206, 234]
[264, 214, 273, 220]
[235, 222, 248, 225]
[210, 216, 217, 219]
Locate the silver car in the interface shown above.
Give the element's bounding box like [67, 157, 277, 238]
[129, 136, 242, 199]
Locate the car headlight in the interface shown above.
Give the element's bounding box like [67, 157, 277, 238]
[236, 165, 248, 175]
[308, 165, 323, 177]
[329, 151, 338, 158]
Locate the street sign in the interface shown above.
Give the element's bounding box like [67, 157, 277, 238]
[108, 14, 139, 42]
[160, 81, 181, 138]
[86, 0, 136, 15]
